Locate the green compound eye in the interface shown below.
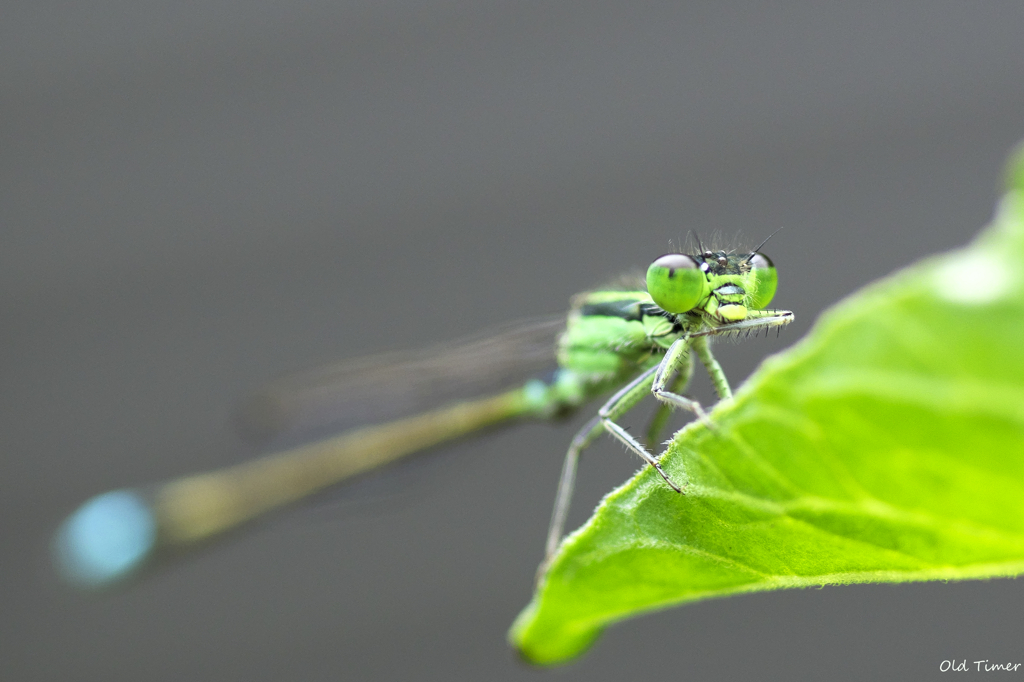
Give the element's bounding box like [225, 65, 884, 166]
[748, 252, 777, 309]
[646, 253, 709, 313]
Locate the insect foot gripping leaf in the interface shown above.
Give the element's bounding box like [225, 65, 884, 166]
[511, 146, 1024, 666]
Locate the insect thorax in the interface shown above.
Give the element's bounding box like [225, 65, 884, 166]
[557, 290, 684, 383]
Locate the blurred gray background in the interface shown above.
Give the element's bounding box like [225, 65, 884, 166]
[3, 2, 1024, 680]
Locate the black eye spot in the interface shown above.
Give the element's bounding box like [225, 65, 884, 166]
[717, 256, 727, 266]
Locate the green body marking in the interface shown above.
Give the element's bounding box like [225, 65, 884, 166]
[52, 242, 793, 589]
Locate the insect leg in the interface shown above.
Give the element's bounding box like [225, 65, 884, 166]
[597, 367, 682, 491]
[542, 413, 601, 568]
[690, 335, 732, 400]
[541, 365, 680, 573]
[685, 309, 792, 401]
[645, 346, 694, 444]
[651, 337, 714, 427]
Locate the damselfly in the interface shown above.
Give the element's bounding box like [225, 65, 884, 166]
[53, 238, 793, 588]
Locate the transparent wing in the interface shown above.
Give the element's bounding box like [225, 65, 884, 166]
[235, 315, 565, 446]
[54, 315, 567, 589]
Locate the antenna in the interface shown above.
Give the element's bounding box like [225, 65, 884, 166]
[688, 229, 706, 255]
[745, 227, 784, 261]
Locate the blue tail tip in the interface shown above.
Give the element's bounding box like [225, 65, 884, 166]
[52, 489, 157, 589]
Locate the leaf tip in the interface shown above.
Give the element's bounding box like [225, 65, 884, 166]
[508, 597, 605, 666]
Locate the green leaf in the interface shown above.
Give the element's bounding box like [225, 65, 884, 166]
[510, 148, 1024, 666]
